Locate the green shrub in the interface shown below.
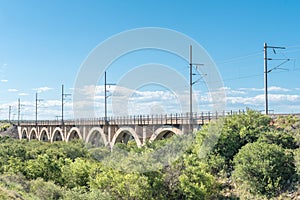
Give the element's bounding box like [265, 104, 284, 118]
[24, 154, 64, 183]
[0, 123, 11, 132]
[0, 186, 23, 200]
[258, 130, 298, 149]
[233, 142, 295, 198]
[63, 187, 111, 200]
[294, 148, 300, 176]
[179, 154, 218, 200]
[30, 178, 63, 200]
[89, 169, 152, 200]
[61, 158, 94, 189]
[0, 174, 30, 193]
[213, 110, 271, 162]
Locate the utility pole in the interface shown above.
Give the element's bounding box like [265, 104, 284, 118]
[8, 105, 11, 123]
[18, 99, 24, 125]
[189, 45, 204, 133]
[36, 93, 37, 125]
[105, 71, 107, 123]
[35, 92, 43, 126]
[104, 72, 116, 124]
[61, 85, 64, 125]
[264, 43, 287, 115]
[18, 98, 20, 126]
[264, 43, 268, 115]
[189, 45, 193, 131]
[61, 84, 71, 125]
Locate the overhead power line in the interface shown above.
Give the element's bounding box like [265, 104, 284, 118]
[217, 51, 262, 65]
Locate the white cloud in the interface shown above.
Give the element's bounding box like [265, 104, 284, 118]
[43, 100, 61, 107]
[226, 94, 300, 107]
[268, 94, 300, 102]
[8, 88, 18, 92]
[227, 96, 262, 106]
[268, 86, 291, 92]
[238, 86, 292, 93]
[238, 87, 263, 92]
[1, 79, 8, 83]
[109, 89, 185, 116]
[220, 86, 246, 95]
[33, 87, 53, 93]
[18, 93, 29, 96]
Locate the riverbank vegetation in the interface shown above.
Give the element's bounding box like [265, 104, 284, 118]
[0, 110, 299, 199]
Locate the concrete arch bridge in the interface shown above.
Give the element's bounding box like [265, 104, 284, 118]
[17, 111, 236, 148]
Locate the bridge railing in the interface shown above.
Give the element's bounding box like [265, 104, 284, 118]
[17, 110, 247, 126]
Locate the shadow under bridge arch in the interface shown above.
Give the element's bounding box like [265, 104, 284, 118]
[39, 127, 50, 142]
[51, 127, 64, 142]
[29, 128, 38, 140]
[21, 128, 28, 139]
[66, 127, 82, 142]
[110, 127, 142, 148]
[86, 127, 108, 147]
[150, 126, 183, 142]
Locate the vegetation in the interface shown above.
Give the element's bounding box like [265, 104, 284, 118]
[0, 123, 10, 132]
[0, 110, 299, 199]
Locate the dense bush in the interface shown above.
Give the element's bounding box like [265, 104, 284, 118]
[232, 142, 295, 198]
[61, 158, 95, 189]
[62, 188, 111, 200]
[191, 109, 275, 185]
[0, 123, 11, 131]
[178, 154, 218, 200]
[208, 110, 272, 171]
[89, 168, 152, 200]
[294, 148, 300, 176]
[258, 130, 298, 149]
[30, 178, 63, 200]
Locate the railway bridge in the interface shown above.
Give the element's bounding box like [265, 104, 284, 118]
[17, 111, 243, 148]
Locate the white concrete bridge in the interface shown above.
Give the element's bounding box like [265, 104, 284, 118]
[17, 111, 245, 148]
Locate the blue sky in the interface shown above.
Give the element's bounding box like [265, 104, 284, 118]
[0, 0, 300, 120]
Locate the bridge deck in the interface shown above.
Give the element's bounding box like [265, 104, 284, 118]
[17, 111, 249, 126]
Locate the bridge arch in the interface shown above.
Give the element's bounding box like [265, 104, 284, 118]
[86, 127, 107, 146]
[39, 128, 50, 142]
[51, 127, 64, 142]
[21, 128, 28, 139]
[111, 127, 142, 148]
[66, 127, 82, 142]
[150, 126, 183, 142]
[29, 128, 38, 140]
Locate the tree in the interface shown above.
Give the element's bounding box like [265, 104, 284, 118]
[61, 158, 94, 189]
[24, 154, 64, 183]
[258, 130, 298, 149]
[232, 142, 295, 198]
[179, 154, 218, 200]
[217, 109, 271, 159]
[203, 109, 272, 174]
[30, 178, 63, 200]
[89, 168, 152, 200]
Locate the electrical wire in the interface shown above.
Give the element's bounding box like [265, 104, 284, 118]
[216, 51, 262, 65]
[286, 44, 300, 49]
